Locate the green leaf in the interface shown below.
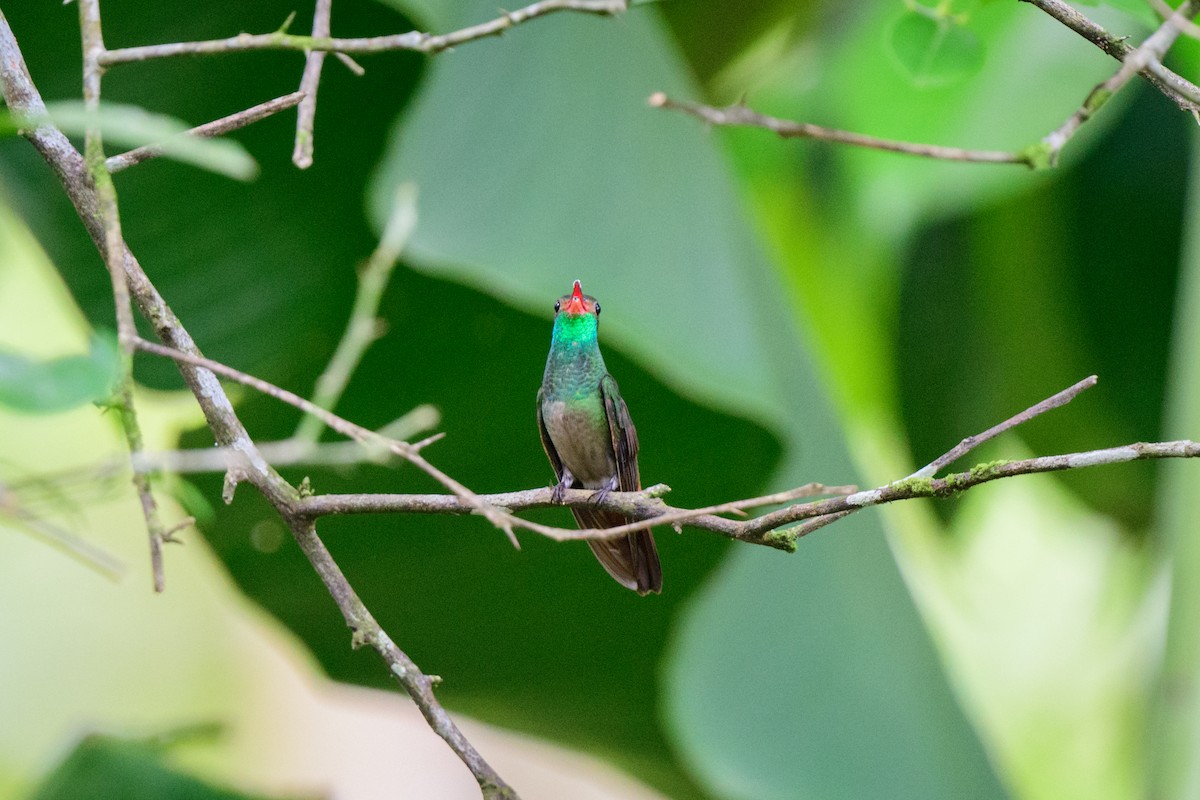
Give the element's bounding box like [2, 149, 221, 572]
[815, 1, 1124, 233]
[30, 732, 291, 800]
[377, 0, 458, 30]
[367, 2, 1004, 797]
[0, 332, 120, 413]
[371, 6, 784, 425]
[1148, 129, 1200, 800]
[665, 515, 1006, 800]
[1101, 0, 1160, 29]
[3, 101, 258, 181]
[888, 9, 985, 88]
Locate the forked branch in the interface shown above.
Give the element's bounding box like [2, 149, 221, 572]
[99, 0, 629, 65]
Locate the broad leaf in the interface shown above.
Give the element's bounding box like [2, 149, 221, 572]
[1148, 131, 1200, 800]
[30, 733, 287, 800]
[888, 9, 985, 88]
[0, 332, 119, 413]
[1, 101, 258, 181]
[368, 2, 1005, 797]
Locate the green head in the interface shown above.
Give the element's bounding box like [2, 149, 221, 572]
[550, 279, 602, 350]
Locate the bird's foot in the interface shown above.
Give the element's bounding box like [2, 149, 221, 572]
[589, 476, 618, 505]
[551, 470, 575, 504]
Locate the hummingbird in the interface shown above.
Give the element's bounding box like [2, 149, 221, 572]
[537, 280, 662, 595]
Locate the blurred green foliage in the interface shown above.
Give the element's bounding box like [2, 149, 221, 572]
[0, 332, 119, 413]
[0, 101, 258, 180]
[887, 6, 984, 88]
[29, 733, 288, 800]
[2, 0, 1199, 798]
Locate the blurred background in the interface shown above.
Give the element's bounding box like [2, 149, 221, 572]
[1, 0, 1198, 798]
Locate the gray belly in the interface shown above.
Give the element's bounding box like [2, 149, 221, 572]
[542, 399, 615, 488]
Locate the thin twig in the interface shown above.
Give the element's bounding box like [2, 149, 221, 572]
[79, 0, 173, 592]
[648, 93, 1032, 165]
[299, 482, 850, 546]
[293, 0, 332, 169]
[334, 51, 365, 75]
[802, 374, 1097, 533]
[1149, 0, 1200, 41]
[106, 91, 305, 173]
[1036, 0, 1200, 166]
[131, 337, 522, 541]
[914, 375, 1097, 478]
[1020, 0, 1200, 111]
[748, 440, 1200, 539]
[99, 0, 628, 65]
[293, 183, 417, 444]
[131, 338, 412, 451]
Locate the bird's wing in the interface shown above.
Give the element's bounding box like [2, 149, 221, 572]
[542, 379, 661, 595]
[535, 386, 565, 482]
[597, 373, 661, 595]
[600, 374, 640, 492]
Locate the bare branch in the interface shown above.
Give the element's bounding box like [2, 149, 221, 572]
[914, 375, 1097, 478]
[130, 339, 412, 452]
[99, 0, 628, 65]
[1021, 0, 1200, 111]
[800, 374, 1096, 533]
[1036, 0, 1200, 166]
[131, 338, 523, 543]
[106, 91, 305, 173]
[293, 0, 333, 169]
[299, 481, 849, 538]
[1149, 0, 1200, 40]
[79, 0, 176, 592]
[647, 93, 1033, 166]
[7, 407, 437, 488]
[334, 51, 365, 75]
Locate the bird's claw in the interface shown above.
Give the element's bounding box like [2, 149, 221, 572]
[589, 476, 618, 506]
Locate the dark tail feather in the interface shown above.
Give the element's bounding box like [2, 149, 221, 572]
[574, 506, 662, 595]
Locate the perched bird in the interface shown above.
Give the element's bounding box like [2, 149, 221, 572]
[537, 280, 662, 595]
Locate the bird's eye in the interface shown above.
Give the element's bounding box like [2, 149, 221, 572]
[594, 302, 601, 315]
[554, 301, 561, 313]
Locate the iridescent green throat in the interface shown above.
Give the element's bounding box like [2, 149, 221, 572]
[543, 313, 606, 400]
